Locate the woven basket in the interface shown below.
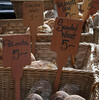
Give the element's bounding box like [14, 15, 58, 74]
[10, 0, 54, 18]
[35, 42, 96, 70]
[0, 67, 94, 100]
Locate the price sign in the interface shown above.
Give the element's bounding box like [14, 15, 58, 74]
[81, 0, 92, 21]
[89, 0, 99, 15]
[2, 34, 31, 100]
[81, 0, 99, 22]
[51, 17, 83, 55]
[23, 1, 44, 27]
[51, 17, 83, 92]
[55, 0, 79, 19]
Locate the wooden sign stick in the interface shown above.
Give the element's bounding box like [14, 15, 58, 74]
[12, 66, 23, 100]
[71, 55, 75, 68]
[30, 26, 37, 55]
[54, 53, 68, 92]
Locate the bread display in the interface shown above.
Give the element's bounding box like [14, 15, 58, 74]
[25, 60, 57, 69]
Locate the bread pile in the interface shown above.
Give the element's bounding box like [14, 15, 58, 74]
[26, 83, 85, 100]
[25, 60, 57, 69]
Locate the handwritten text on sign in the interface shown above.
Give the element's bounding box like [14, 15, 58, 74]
[3, 35, 31, 67]
[23, 1, 44, 27]
[51, 18, 83, 55]
[55, 0, 78, 18]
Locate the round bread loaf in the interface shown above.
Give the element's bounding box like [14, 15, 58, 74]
[50, 91, 69, 100]
[27, 93, 43, 100]
[64, 95, 85, 100]
[29, 80, 52, 100]
[60, 84, 80, 95]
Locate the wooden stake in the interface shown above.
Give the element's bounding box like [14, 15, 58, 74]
[54, 54, 67, 92]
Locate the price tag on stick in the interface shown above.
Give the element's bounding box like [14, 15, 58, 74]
[80, 0, 99, 22]
[2, 35, 31, 100]
[55, 0, 79, 19]
[23, 1, 44, 55]
[51, 17, 83, 92]
[81, 0, 93, 22]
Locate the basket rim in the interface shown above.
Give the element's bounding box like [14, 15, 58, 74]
[0, 66, 94, 74]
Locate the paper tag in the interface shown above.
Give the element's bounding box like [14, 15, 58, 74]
[23, 1, 44, 27]
[55, 0, 79, 18]
[51, 17, 83, 56]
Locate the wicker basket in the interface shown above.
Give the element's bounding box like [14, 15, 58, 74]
[0, 67, 94, 100]
[10, 0, 54, 18]
[35, 42, 96, 70]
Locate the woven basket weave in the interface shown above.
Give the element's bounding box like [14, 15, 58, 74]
[0, 67, 94, 100]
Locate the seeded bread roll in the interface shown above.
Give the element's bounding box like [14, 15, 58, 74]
[27, 93, 43, 100]
[50, 91, 69, 100]
[60, 84, 80, 95]
[28, 80, 52, 100]
[64, 95, 85, 100]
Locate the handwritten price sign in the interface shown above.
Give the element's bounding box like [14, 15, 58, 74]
[51, 17, 83, 55]
[23, 1, 44, 27]
[55, 0, 79, 18]
[2, 34, 31, 100]
[89, 0, 99, 15]
[81, 0, 99, 22]
[51, 17, 83, 92]
[3, 35, 31, 67]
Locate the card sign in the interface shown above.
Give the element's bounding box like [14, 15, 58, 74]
[80, 0, 92, 21]
[23, 1, 44, 27]
[80, 0, 98, 22]
[2, 34, 31, 100]
[51, 17, 83, 92]
[55, 0, 79, 19]
[89, 0, 99, 15]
